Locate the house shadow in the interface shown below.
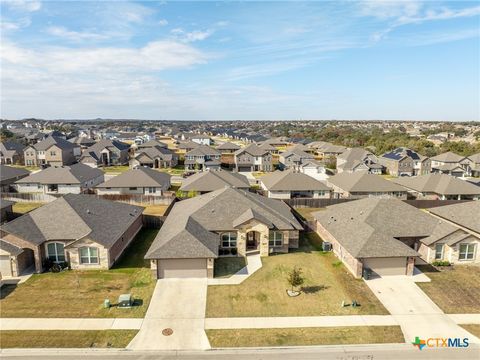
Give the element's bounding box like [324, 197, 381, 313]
[0, 284, 18, 300]
[301, 285, 329, 294]
[415, 264, 440, 273]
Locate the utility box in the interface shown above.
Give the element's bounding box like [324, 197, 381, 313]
[363, 268, 371, 280]
[322, 242, 332, 251]
[118, 294, 133, 308]
[104, 299, 111, 308]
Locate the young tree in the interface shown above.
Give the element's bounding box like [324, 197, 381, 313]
[287, 266, 305, 293]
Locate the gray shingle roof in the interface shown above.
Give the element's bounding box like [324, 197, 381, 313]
[393, 173, 480, 196]
[180, 170, 249, 192]
[15, 163, 104, 185]
[1, 194, 143, 248]
[84, 139, 130, 158]
[260, 170, 331, 191]
[185, 145, 220, 157]
[327, 172, 406, 193]
[0, 165, 30, 183]
[32, 136, 77, 151]
[96, 167, 171, 188]
[0, 200, 15, 210]
[0, 239, 24, 256]
[216, 142, 240, 151]
[145, 187, 302, 259]
[234, 144, 269, 157]
[313, 198, 445, 258]
[428, 201, 480, 234]
[430, 151, 466, 163]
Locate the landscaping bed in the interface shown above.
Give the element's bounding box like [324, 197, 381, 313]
[0, 229, 158, 318]
[206, 234, 388, 317]
[416, 265, 480, 313]
[206, 326, 404, 347]
[0, 330, 138, 348]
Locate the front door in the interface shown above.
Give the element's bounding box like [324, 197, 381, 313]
[247, 232, 258, 249]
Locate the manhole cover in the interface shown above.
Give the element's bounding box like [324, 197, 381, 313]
[162, 328, 173, 336]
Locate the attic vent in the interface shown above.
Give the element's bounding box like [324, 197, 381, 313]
[86, 209, 91, 214]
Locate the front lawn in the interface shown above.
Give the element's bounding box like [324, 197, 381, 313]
[0, 228, 158, 318]
[214, 257, 247, 278]
[102, 165, 130, 173]
[0, 330, 138, 348]
[12, 202, 45, 214]
[206, 326, 404, 347]
[416, 265, 480, 313]
[206, 233, 388, 317]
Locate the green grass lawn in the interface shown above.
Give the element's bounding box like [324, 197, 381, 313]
[294, 207, 324, 221]
[10, 165, 38, 172]
[157, 167, 185, 175]
[12, 202, 45, 214]
[0, 228, 158, 318]
[214, 257, 247, 278]
[206, 233, 388, 317]
[0, 330, 138, 348]
[206, 326, 404, 347]
[102, 165, 130, 173]
[460, 325, 480, 338]
[416, 265, 480, 313]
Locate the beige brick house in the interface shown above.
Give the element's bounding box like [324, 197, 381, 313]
[24, 136, 80, 167]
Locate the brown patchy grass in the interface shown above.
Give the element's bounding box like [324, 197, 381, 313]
[206, 326, 404, 347]
[460, 325, 480, 338]
[294, 207, 325, 221]
[416, 265, 480, 313]
[206, 235, 388, 317]
[0, 330, 138, 348]
[142, 204, 169, 216]
[0, 229, 158, 318]
[12, 202, 45, 214]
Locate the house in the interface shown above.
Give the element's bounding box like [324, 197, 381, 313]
[96, 167, 171, 196]
[24, 136, 80, 166]
[0, 194, 144, 275]
[80, 139, 130, 167]
[68, 137, 96, 150]
[380, 147, 430, 176]
[191, 135, 213, 146]
[298, 160, 329, 182]
[144, 187, 303, 279]
[327, 172, 407, 199]
[314, 198, 480, 278]
[177, 140, 200, 153]
[0, 200, 14, 224]
[130, 141, 178, 169]
[393, 173, 480, 200]
[184, 145, 221, 171]
[308, 142, 348, 160]
[337, 148, 383, 174]
[430, 152, 471, 177]
[0, 141, 25, 165]
[216, 142, 240, 154]
[469, 153, 480, 177]
[260, 170, 331, 199]
[0, 165, 30, 192]
[179, 170, 250, 194]
[234, 144, 273, 172]
[14, 163, 104, 195]
[279, 147, 315, 170]
[258, 137, 290, 153]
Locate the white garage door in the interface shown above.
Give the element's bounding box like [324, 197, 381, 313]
[157, 259, 207, 279]
[363, 257, 407, 276]
[0, 255, 12, 277]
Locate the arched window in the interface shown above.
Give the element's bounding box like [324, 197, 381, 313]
[79, 247, 99, 264]
[46, 242, 65, 263]
[221, 232, 237, 248]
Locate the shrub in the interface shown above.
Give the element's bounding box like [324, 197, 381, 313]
[432, 260, 451, 267]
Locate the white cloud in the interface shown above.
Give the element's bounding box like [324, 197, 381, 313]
[2, 0, 41, 12]
[158, 19, 168, 26]
[170, 28, 215, 42]
[1, 17, 31, 31]
[359, 0, 422, 19]
[46, 26, 110, 42]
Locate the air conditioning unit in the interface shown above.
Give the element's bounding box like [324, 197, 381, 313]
[322, 242, 332, 251]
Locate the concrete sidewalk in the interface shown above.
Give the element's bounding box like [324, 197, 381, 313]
[208, 254, 262, 285]
[0, 318, 143, 330]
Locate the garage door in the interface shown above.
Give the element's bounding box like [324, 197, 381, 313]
[363, 257, 407, 276]
[157, 259, 207, 279]
[238, 166, 251, 172]
[0, 255, 12, 277]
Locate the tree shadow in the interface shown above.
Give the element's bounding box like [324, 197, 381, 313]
[301, 285, 329, 294]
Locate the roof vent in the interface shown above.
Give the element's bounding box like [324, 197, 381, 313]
[86, 209, 91, 214]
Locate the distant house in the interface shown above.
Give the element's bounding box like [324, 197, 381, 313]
[337, 148, 383, 174]
[392, 173, 480, 200]
[258, 137, 290, 153]
[145, 187, 303, 279]
[216, 142, 241, 154]
[327, 172, 407, 199]
[130, 140, 178, 169]
[0, 165, 30, 192]
[0, 195, 144, 275]
[80, 139, 130, 168]
[0, 141, 25, 165]
[379, 147, 430, 176]
[234, 144, 273, 172]
[68, 137, 96, 150]
[298, 160, 329, 182]
[314, 198, 480, 278]
[96, 167, 171, 196]
[15, 163, 104, 194]
[24, 136, 80, 167]
[179, 170, 250, 194]
[191, 135, 213, 146]
[467, 153, 480, 177]
[177, 140, 200, 153]
[184, 145, 221, 171]
[279, 147, 315, 170]
[430, 152, 470, 177]
[260, 170, 331, 199]
[308, 142, 348, 160]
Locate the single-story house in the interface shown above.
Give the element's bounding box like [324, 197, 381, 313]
[14, 163, 104, 194]
[80, 139, 130, 167]
[0, 194, 144, 275]
[298, 160, 329, 181]
[260, 170, 331, 199]
[0, 165, 30, 192]
[326, 172, 407, 199]
[96, 167, 171, 196]
[0, 200, 14, 224]
[145, 187, 303, 279]
[179, 170, 249, 194]
[393, 173, 480, 200]
[279, 147, 315, 170]
[130, 144, 178, 169]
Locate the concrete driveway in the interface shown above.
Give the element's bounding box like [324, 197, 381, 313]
[127, 278, 210, 351]
[365, 276, 480, 344]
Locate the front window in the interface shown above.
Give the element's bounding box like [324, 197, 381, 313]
[221, 232, 237, 248]
[80, 247, 99, 264]
[129, 187, 137, 190]
[269, 231, 283, 247]
[435, 244, 444, 260]
[47, 242, 65, 263]
[459, 244, 476, 261]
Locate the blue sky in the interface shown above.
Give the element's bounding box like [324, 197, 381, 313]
[1, 0, 479, 121]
